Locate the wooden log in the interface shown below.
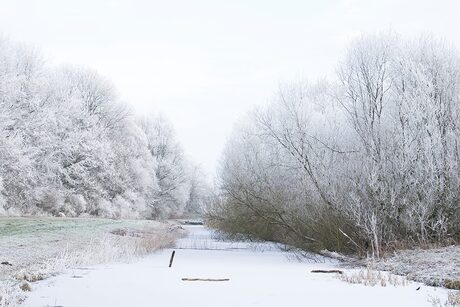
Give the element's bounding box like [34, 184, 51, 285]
[310, 269, 343, 274]
[169, 250, 176, 268]
[181, 278, 230, 282]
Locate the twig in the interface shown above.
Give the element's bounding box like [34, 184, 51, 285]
[182, 278, 230, 282]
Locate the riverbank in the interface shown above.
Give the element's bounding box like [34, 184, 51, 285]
[0, 217, 184, 306]
[376, 245, 460, 289]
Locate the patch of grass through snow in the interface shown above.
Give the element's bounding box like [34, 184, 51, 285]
[338, 262, 409, 287]
[0, 218, 184, 307]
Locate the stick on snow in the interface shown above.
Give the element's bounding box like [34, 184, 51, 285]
[169, 250, 176, 268]
[311, 269, 343, 274]
[182, 278, 230, 282]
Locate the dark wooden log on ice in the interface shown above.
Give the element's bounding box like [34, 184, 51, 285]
[181, 278, 230, 282]
[310, 269, 343, 274]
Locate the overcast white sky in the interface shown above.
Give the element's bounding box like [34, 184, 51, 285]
[1, 0, 459, 176]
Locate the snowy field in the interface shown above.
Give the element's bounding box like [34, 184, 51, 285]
[23, 226, 453, 307]
[0, 218, 171, 272]
[0, 217, 181, 306]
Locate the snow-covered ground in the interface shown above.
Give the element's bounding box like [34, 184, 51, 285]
[0, 217, 177, 278]
[376, 245, 460, 287]
[23, 226, 453, 307]
[0, 217, 181, 306]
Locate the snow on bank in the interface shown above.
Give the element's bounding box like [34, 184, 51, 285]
[0, 217, 182, 306]
[376, 245, 460, 288]
[23, 226, 452, 307]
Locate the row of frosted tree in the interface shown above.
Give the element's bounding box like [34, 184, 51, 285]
[0, 37, 209, 219]
[209, 34, 460, 257]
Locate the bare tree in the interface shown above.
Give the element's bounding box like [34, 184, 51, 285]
[210, 34, 460, 257]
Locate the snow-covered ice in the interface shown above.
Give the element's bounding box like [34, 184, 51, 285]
[23, 226, 451, 307]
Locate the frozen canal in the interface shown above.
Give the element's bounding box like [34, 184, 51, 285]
[23, 226, 450, 307]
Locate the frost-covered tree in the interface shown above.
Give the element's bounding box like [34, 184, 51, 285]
[0, 36, 45, 214]
[0, 36, 206, 219]
[184, 166, 212, 216]
[210, 34, 460, 256]
[334, 34, 460, 255]
[139, 116, 190, 218]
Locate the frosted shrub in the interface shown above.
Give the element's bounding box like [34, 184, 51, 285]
[0, 280, 22, 307]
[112, 195, 141, 219]
[38, 191, 66, 216]
[96, 199, 116, 218]
[67, 194, 87, 216]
